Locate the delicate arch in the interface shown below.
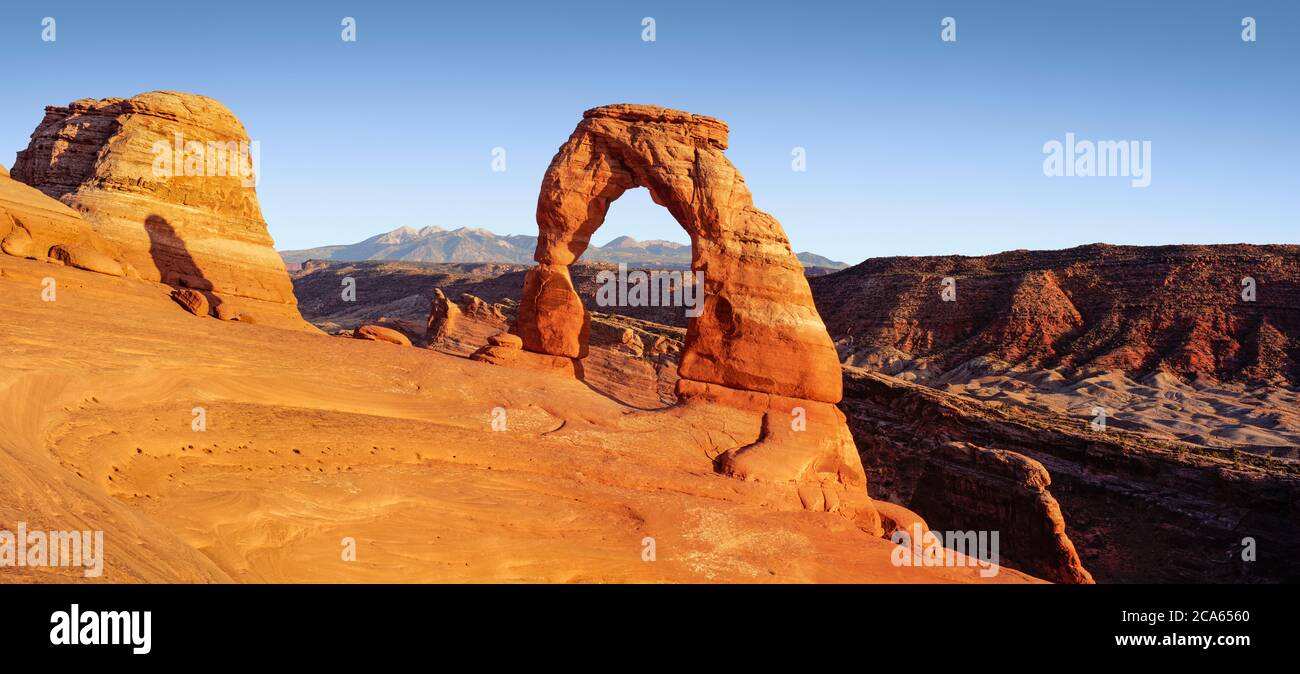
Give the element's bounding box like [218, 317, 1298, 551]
[514, 104, 843, 404]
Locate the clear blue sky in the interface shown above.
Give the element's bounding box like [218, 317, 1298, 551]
[2, 1, 1296, 262]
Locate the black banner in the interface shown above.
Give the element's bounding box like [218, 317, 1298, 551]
[0, 583, 1286, 663]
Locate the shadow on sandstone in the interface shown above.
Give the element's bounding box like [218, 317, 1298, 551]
[145, 213, 223, 315]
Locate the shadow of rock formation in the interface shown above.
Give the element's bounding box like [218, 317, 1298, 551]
[145, 214, 221, 315]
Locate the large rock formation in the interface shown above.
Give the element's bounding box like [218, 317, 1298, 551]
[513, 105, 874, 525]
[518, 105, 841, 400]
[10, 91, 307, 328]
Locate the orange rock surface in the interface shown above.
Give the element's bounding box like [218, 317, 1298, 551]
[1, 173, 113, 261]
[518, 105, 842, 402]
[10, 91, 307, 329]
[0, 98, 1047, 585]
[48, 243, 125, 278]
[513, 105, 872, 523]
[0, 251, 1037, 583]
[355, 324, 413, 346]
[170, 287, 210, 317]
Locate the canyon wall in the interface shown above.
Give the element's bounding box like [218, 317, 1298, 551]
[810, 243, 1300, 385]
[811, 245, 1300, 582]
[842, 367, 1299, 583]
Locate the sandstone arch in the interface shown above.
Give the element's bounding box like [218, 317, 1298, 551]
[516, 106, 877, 527]
[516, 104, 843, 403]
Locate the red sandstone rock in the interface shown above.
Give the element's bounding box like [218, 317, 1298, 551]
[10, 91, 307, 329]
[426, 288, 462, 338]
[590, 322, 644, 356]
[517, 105, 842, 403]
[810, 243, 1300, 385]
[0, 215, 34, 258]
[472, 332, 524, 365]
[461, 294, 507, 322]
[354, 324, 412, 346]
[427, 289, 514, 355]
[488, 332, 522, 348]
[649, 335, 677, 357]
[1, 174, 115, 261]
[471, 345, 575, 376]
[170, 288, 210, 317]
[48, 243, 124, 277]
[214, 304, 239, 321]
[674, 378, 881, 534]
[910, 442, 1094, 584]
[679, 379, 865, 486]
[841, 368, 1116, 583]
[517, 263, 589, 358]
[470, 344, 521, 366]
[511, 105, 869, 511]
[285, 246, 1299, 581]
[874, 500, 930, 540]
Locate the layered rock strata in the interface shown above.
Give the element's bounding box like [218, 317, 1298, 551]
[11, 91, 306, 328]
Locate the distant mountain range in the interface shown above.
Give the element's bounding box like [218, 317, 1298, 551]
[279, 226, 849, 270]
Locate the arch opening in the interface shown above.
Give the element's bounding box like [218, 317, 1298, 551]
[515, 103, 843, 405]
[504, 104, 877, 508]
[585, 187, 693, 263]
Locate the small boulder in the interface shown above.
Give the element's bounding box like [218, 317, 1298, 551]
[618, 327, 644, 357]
[461, 293, 507, 321]
[214, 303, 239, 321]
[170, 288, 210, 317]
[470, 344, 520, 365]
[649, 335, 679, 357]
[487, 332, 523, 349]
[354, 324, 412, 347]
[47, 243, 124, 277]
[1, 221, 34, 258]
